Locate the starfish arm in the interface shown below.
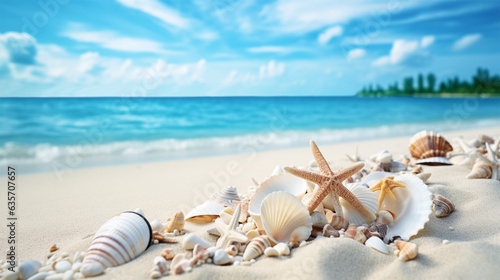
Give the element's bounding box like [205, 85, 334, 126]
[215, 218, 228, 235]
[334, 162, 365, 182]
[228, 204, 241, 231]
[370, 182, 382, 192]
[377, 193, 385, 211]
[227, 231, 248, 244]
[284, 166, 328, 185]
[486, 143, 498, 163]
[306, 182, 331, 213]
[327, 192, 344, 217]
[310, 140, 333, 176]
[385, 188, 397, 200]
[336, 184, 374, 219]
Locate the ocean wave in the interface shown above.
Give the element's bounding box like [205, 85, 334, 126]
[1, 118, 499, 171]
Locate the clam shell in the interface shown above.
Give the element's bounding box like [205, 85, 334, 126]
[211, 186, 240, 207]
[81, 211, 152, 277]
[377, 174, 432, 242]
[339, 182, 378, 226]
[432, 195, 454, 218]
[260, 191, 312, 244]
[249, 173, 308, 230]
[185, 200, 225, 223]
[409, 130, 453, 165]
[242, 235, 275, 261]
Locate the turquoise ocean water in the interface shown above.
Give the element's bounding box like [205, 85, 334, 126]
[1, 97, 499, 173]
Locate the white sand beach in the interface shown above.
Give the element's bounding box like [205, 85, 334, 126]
[2, 127, 500, 279]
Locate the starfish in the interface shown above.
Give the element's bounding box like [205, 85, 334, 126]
[232, 199, 250, 223]
[215, 204, 248, 249]
[369, 176, 406, 211]
[284, 140, 374, 221]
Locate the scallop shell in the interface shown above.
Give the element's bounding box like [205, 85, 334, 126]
[377, 174, 432, 242]
[395, 240, 418, 261]
[409, 130, 453, 165]
[249, 173, 308, 230]
[185, 200, 225, 223]
[432, 195, 454, 218]
[339, 182, 378, 226]
[81, 211, 152, 277]
[260, 191, 312, 244]
[211, 186, 240, 207]
[242, 235, 275, 261]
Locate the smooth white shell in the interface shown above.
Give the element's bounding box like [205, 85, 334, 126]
[376, 174, 432, 242]
[81, 211, 152, 277]
[416, 157, 452, 165]
[365, 236, 389, 254]
[18, 260, 41, 280]
[185, 200, 225, 223]
[340, 182, 378, 226]
[249, 173, 308, 230]
[260, 191, 312, 244]
[182, 233, 212, 250]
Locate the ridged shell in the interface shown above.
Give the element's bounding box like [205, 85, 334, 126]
[344, 224, 357, 239]
[339, 182, 378, 226]
[409, 130, 453, 165]
[260, 191, 312, 244]
[432, 195, 454, 218]
[329, 213, 347, 230]
[242, 235, 275, 261]
[185, 200, 225, 223]
[211, 186, 240, 207]
[249, 173, 308, 230]
[373, 174, 432, 242]
[81, 211, 152, 277]
[395, 240, 418, 261]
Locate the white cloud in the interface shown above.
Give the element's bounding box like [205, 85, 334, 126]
[261, 0, 391, 33]
[62, 25, 177, 54]
[223, 69, 238, 85]
[196, 31, 219, 41]
[372, 37, 430, 67]
[78, 52, 99, 74]
[347, 48, 366, 60]
[259, 60, 285, 79]
[420, 35, 435, 48]
[452, 33, 481, 51]
[247, 46, 291, 54]
[116, 0, 189, 29]
[318, 26, 343, 45]
[0, 32, 37, 64]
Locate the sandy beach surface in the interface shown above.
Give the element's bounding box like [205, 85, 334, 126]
[2, 126, 500, 279]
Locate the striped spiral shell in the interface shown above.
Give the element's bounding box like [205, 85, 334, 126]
[81, 211, 152, 277]
[211, 186, 240, 207]
[242, 235, 275, 261]
[395, 240, 418, 262]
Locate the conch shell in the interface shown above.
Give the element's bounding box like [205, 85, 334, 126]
[81, 211, 152, 277]
[395, 240, 418, 261]
[466, 159, 492, 179]
[409, 130, 453, 165]
[211, 186, 240, 207]
[242, 235, 275, 261]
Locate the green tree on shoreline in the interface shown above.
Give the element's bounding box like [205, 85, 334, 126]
[357, 68, 500, 97]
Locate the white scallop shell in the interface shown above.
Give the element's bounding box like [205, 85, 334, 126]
[260, 191, 312, 244]
[211, 186, 240, 207]
[81, 211, 152, 277]
[376, 174, 432, 242]
[416, 157, 452, 165]
[185, 200, 225, 223]
[249, 173, 308, 230]
[339, 182, 378, 226]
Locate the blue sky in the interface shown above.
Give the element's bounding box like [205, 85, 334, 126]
[0, 0, 499, 96]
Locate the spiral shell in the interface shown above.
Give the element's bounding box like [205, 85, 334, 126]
[260, 191, 312, 244]
[81, 211, 152, 277]
[395, 240, 418, 261]
[432, 195, 454, 218]
[466, 160, 492, 179]
[329, 213, 347, 230]
[211, 186, 240, 207]
[409, 130, 453, 165]
[242, 235, 275, 261]
[344, 224, 357, 239]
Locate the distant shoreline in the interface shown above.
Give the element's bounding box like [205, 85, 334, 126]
[357, 93, 500, 98]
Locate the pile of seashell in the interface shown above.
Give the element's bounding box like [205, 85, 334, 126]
[449, 134, 500, 180]
[9, 130, 493, 279]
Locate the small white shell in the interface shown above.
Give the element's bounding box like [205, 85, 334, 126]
[249, 173, 308, 230]
[81, 211, 152, 277]
[379, 174, 432, 242]
[211, 186, 240, 207]
[365, 236, 388, 254]
[260, 191, 312, 244]
[182, 233, 212, 250]
[18, 260, 41, 280]
[185, 200, 225, 223]
[340, 182, 378, 226]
